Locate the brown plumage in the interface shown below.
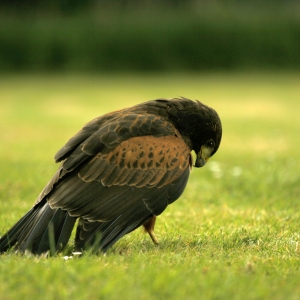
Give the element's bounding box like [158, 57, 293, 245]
[0, 97, 222, 255]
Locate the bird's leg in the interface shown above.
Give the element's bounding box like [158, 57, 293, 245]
[143, 216, 159, 245]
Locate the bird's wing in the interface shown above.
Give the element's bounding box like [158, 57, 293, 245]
[43, 133, 192, 252]
[32, 108, 193, 251]
[47, 135, 191, 221]
[35, 111, 178, 205]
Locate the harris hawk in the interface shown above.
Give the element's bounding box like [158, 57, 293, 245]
[0, 97, 222, 255]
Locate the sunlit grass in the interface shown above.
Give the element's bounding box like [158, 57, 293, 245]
[0, 72, 299, 299]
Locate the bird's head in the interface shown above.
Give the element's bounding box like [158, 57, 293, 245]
[165, 98, 222, 168]
[193, 137, 219, 168]
[189, 100, 222, 168]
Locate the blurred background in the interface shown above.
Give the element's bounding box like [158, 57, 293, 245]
[1, 0, 299, 72]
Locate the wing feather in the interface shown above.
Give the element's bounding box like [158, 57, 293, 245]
[45, 135, 191, 222]
[78, 135, 191, 188]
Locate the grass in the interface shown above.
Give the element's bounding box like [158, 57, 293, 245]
[0, 72, 299, 299]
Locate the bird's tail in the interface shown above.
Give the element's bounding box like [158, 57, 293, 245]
[0, 201, 76, 255]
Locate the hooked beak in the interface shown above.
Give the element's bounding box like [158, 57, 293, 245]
[194, 146, 209, 168]
[194, 156, 207, 168]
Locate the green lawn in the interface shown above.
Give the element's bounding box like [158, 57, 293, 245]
[0, 72, 299, 299]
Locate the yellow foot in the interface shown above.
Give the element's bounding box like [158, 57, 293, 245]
[148, 229, 159, 245]
[143, 216, 159, 245]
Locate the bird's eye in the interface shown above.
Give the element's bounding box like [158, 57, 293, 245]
[205, 139, 215, 148]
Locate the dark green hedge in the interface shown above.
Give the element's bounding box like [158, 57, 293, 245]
[1, 9, 300, 71]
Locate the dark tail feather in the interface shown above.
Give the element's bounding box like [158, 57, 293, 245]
[0, 201, 76, 255]
[0, 207, 38, 253]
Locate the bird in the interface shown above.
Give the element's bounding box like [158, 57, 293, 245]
[0, 97, 222, 255]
